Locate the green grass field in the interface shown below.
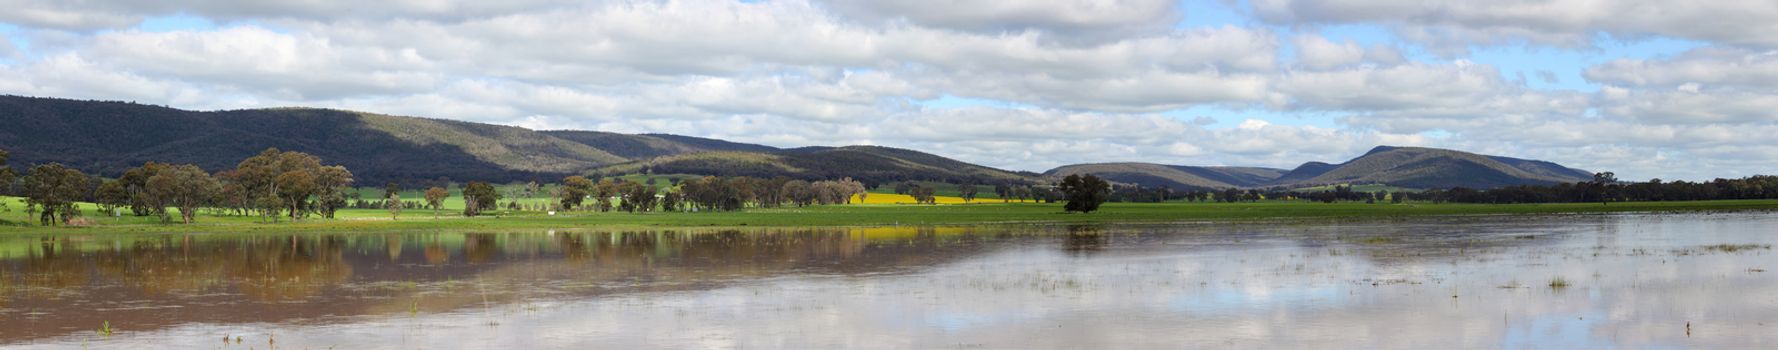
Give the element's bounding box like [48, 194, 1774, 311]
[4, 194, 1776, 235]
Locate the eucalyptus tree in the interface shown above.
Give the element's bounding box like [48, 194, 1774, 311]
[424, 187, 448, 218]
[146, 164, 221, 224]
[20, 163, 90, 226]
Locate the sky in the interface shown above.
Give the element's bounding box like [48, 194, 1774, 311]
[2, 0, 1776, 181]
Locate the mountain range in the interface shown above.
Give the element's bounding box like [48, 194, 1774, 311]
[0, 95, 1591, 189]
[1046, 146, 1593, 190]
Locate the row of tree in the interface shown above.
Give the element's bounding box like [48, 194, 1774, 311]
[1395, 173, 1778, 204]
[2, 146, 1132, 226]
[0, 147, 480, 226]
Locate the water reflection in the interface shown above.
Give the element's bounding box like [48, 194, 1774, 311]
[0, 227, 1004, 343]
[2, 213, 1777, 349]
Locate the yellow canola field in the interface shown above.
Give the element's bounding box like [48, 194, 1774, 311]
[850, 193, 1036, 205]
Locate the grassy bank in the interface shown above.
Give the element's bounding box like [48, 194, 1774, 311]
[3, 198, 1777, 234]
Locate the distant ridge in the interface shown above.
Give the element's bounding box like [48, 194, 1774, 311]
[1044, 146, 1591, 190]
[0, 94, 1026, 186]
[0, 95, 1594, 189]
[1042, 163, 1285, 190]
[1279, 146, 1592, 189]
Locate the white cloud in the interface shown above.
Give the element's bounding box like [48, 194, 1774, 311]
[82, 27, 442, 100]
[1598, 89, 1778, 124]
[816, 0, 1181, 44]
[1584, 47, 1778, 124]
[1278, 61, 1510, 111]
[1291, 35, 1365, 69]
[1250, 0, 1778, 51]
[0, 0, 1776, 180]
[1585, 47, 1778, 90]
[0, 0, 596, 31]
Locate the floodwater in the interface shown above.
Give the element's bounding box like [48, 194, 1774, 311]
[2, 213, 1776, 349]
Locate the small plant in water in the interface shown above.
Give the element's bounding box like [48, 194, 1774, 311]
[97, 321, 113, 337]
[1548, 276, 1571, 289]
[1703, 244, 1772, 253]
[1359, 237, 1396, 245]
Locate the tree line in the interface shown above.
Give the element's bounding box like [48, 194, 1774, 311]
[1394, 173, 1778, 204]
[1, 147, 488, 226]
[554, 176, 870, 213]
[1091, 171, 1778, 205]
[0, 147, 918, 226]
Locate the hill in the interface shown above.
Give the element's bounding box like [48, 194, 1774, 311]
[594, 145, 1034, 187]
[0, 97, 589, 184]
[1273, 146, 1592, 189]
[0, 95, 1595, 190]
[1044, 146, 1592, 190]
[541, 130, 778, 159]
[0, 95, 1032, 186]
[1042, 163, 1285, 190]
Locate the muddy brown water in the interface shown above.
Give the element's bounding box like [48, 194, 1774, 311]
[1, 212, 1775, 349]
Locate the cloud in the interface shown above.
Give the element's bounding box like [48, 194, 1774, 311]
[0, 0, 1776, 180]
[0, 54, 197, 103]
[1250, 0, 1778, 51]
[1291, 35, 1364, 69]
[1278, 61, 1513, 111]
[1585, 47, 1778, 90]
[815, 0, 1182, 44]
[1584, 47, 1778, 124]
[0, 0, 596, 31]
[290, 1, 1279, 111]
[81, 27, 442, 100]
[1598, 89, 1778, 124]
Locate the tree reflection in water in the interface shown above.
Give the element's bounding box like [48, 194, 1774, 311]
[0, 226, 996, 342]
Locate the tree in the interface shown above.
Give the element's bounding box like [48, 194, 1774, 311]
[909, 186, 937, 205]
[275, 170, 317, 220]
[386, 192, 403, 220]
[314, 166, 354, 219]
[234, 148, 342, 221]
[1593, 172, 1619, 205]
[145, 164, 221, 224]
[841, 177, 867, 204]
[783, 180, 814, 207]
[119, 162, 171, 217]
[561, 176, 593, 210]
[959, 183, 979, 202]
[20, 163, 90, 226]
[462, 182, 500, 217]
[95, 180, 129, 218]
[384, 182, 400, 200]
[619, 181, 657, 213]
[0, 148, 14, 196]
[424, 187, 448, 218]
[660, 191, 683, 212]
[593, 179, 617, 212]
[1058, 174, 1110, 213]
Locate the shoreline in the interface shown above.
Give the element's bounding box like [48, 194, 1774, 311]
[4, 200, 1777, 235]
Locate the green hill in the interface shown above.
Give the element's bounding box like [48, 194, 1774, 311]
[1275, 146, 1592, 189]
[0, 95, 1033, 186]
[0, 95, 1595, 190]
[0, 95, 656, 184]
[595, 146, 1034, 187]
[541, 131, 778, 159]
[1042, 163, 1285, 190]
[1043, 146, 1592, 190]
